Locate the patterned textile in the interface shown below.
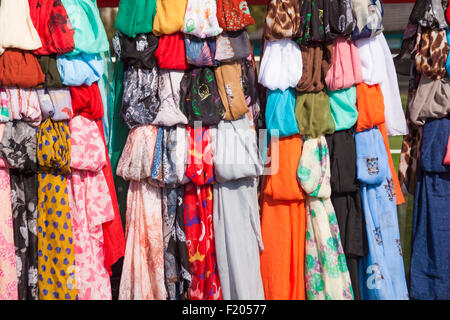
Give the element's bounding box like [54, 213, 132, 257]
[216, 0, 254, 31]
[0, 121, 39, 300]
[36, 118, 78, 300]
[264, 0, 301, 41]
[297, 136, 354, 300]
[182, 0, 223, 38]
[3, 87, 41, 126]
[67, 115, 114, 300]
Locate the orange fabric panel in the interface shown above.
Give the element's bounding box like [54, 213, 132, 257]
[378, 122, 406, 205]
[355, 83, 385, 132]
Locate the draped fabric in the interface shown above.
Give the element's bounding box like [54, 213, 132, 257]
[182, 0, 223, 38]
[36, 118, 78, 300]
[216, 0, 255, 32]
[67, 115, 114, 300]
[114, 0, 157, 38]
[152, 0, 187, 36]
[0, 121, 39, 300]
[117, 125, 167, 300]
[38, 55, 64, 89]
[0, 49, 45, 88]
[0, 123, 18, 300]
[3, 87, 41, 126]
[28, 0, 75, 55]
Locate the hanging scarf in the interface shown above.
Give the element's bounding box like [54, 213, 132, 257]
[152, 0, 187, 35]
[36, 118, 78, 300]
[28, 0, 75, 55]
[184, 125, 222, 300]
[184, 36, 217, 67]
[0, 121, 39, 300]
[180, 67, 226, 126]
[216, 0, 255, 31]
[162, 187, 191, 300]
[37, 88, 73, 121]
[296, 42, 333, 93]
[57, 53, 104, 87]
[295, 91, 335, 138]
[115, 0, 157, 38]
[215, 31, 252, 62]
[0, 49, 45, 88]
[297, 136, 354, 300]
[355, 83, 385, 132]
[264, 0, 301, 41]
[154, 32, 189, 70]
[3, 87, 41, 126]
[0, 87, 9, 122]
[329, 86, 358, 132]
[116, 124, 167, 300]
[265, 88, 299, 137]
[0, 123, 18, 300]
[70, 82, 104, 120]
[410, 0, 448, 29]
[61, 0, 109, 56]
[323, 0, 355, 41]
[113, 32, 159, 70]
[240, 56, 261, 125]
[356, 127, 409, 300]
[0, 0, 42, 54]
[215, 62, 249, 121]
[258, 39, 303, 92]
[38, 55, 63, 89]
[182, 0, 223, 38]
[121, 66, 160, 129]
[152, 70, 188, 127]
[351, 0, 384, 41]
[67, 115, 114, 300]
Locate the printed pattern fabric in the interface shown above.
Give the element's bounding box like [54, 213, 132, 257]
[3, 87, 41, 126]
[37, 119, 78, 300]
[182, 0, 223, 38]
[67, 115, 114, 300]
[216, 0, 255, 31]
[183, 125, 222, 300]
[0, 87, 9, 122]
[162, 187, 192, 300]
[121, 66, 160, 129]
[0, 121, 39, 300]
[297, 136, 354, 300]
[117, 125, 167, 300]
[0, 142, 18, 300]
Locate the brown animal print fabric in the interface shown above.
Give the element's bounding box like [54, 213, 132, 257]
[264, 0, 301, 41]
[414, 26, 449, 80]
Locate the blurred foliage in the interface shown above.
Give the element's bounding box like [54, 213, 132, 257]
[248, 5, 267, 35]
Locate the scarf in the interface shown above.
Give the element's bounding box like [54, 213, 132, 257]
[28, 0, 75, 55]
[57, 53, 104, 87]
[351, 0, 384, 41]
[0, 49, 45, 88]
[0, 87, 9, 122]
[258, 39, 303, 92]
[113, 32, 159, 70]
[115, 0, 157, 38]
[184, 36, 217, 67]
[215, 31, 252, 62]
[355, 83, 385, 132]
[37, 88, 73, 121]
[410, 0, 448, 29]
[216, 0, 254, 31]
[265, 88, 299, 137]
[329, 86, 358, 132]
[3, 87, 41, 126]
[70, 82, 104, 120]
[182, 0, 223, 38]
[154, 32, 189, 70]
[152, 0, 187, 35]
[264, 0, 301, 41]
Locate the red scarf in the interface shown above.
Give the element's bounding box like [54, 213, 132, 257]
[70, 82, 104, 120]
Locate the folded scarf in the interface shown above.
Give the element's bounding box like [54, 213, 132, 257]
[3, 87, 41, 126]
[0, 49, 45, 88]
[213, 115, 263, 183]
[323, 0, 356, 41]
[113, 32, 159, 70]
[37, 88, 73, 121]
[215, 31, 252, 62]
[265, 88, 299, 137]
[297, 42, 333, 93]
[28, 0, 75, 55]
[70, 82, 104, 120]
[38, 55, 63, 89]
[61, 0, 109, 56]
[264, 0, 301, 41]
[355, 83, 385, 132]
[180, 67, 226, 126]
[115, 0, 157, 38]
[57, 53, 104, 86]
[216, 0, 255, 31]
[297, 136, 354, 300]
[351, 0, 384, 41]
[0, 0, 42, 54]
[184, 36, 216, 67]
[409, 76, 450, 126]
[214, 62, 249, 121]
[258, 39, 303, 92]
[68, 115, 114, 300]
[117, 125, 159, 182]
[0, 120, 39, 300]
[121, 66, 160, 129]
[154, 32, 189, 70]
[152, 0, 187, 35]
[182, 0, 223, 38]
[152, 70, 188, 127]
[356, 33, 408, 136]
[295, 91, 336, 138]
[414, 26, 449, 81]
[185, 125, 215, 186]
[410, 0, 448, 29]
[328, 86, 358, 131]
[240, 57, 261, 123]
[0, 87, 9, 122]
[325, 37, 362, 91]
